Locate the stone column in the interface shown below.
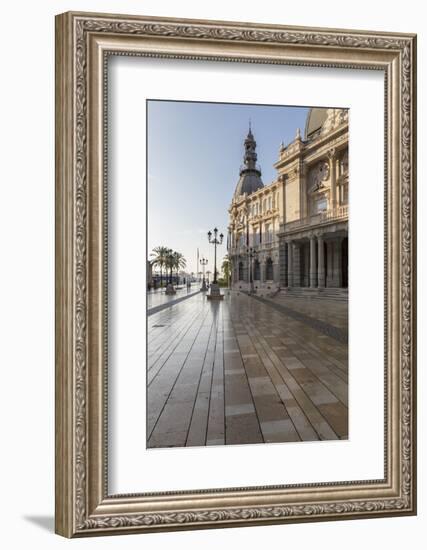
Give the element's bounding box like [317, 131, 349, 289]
[300, 163, 308, 218]
[279, 239, 287, 287]
[281, 174, 288, 226]
[310, 234, 317, 288]
[273, 260, 280, 284]
[317, 234, 325, 288]
[260, 261, 266, 284]
[336, 238, 343, 287]
[287, 241, 293, 287]
[329, 148, 337, 210]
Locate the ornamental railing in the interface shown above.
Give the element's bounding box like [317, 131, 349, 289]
[283, 204, 348, 232]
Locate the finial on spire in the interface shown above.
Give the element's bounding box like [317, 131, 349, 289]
[248, 118, 253, 137]
[296, 127, 301, 140]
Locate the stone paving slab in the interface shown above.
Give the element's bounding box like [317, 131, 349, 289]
[147, 284, 200, 310]
[252, 294, 348, 344]
[147, 291, 348, 448]
[148, 288, 201, 316]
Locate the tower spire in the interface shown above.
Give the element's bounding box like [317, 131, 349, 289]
[234, 125, 264, 199]
[243, 124, 258, 171]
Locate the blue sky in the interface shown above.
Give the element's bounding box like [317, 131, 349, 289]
[147, 100, 309, 275]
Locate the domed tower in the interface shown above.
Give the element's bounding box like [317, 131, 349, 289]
[304, 107, 328, 141]
[233, 124, 264, 201]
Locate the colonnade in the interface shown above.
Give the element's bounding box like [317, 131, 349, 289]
[283, 233, 347, 289]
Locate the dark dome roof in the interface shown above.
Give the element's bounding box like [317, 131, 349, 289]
[233, 126, 264, 200]
[305, 108, 328, 139]
[234, 171, 263, 200]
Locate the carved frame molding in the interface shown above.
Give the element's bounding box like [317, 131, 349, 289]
[55, 11, 416, 537]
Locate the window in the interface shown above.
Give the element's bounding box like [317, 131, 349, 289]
[265, 223, 271, 243]
[253, 260, 260, 280]
[266, 258, 273, 280]
[238, 262, 244, 281]
[316, 197, 327, 213]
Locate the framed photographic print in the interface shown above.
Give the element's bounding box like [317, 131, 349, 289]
[55, 11, 417, 537]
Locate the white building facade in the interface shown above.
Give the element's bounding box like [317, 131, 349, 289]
[228, 107, 349, 294]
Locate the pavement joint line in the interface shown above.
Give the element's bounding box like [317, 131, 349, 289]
[243, 317, 312, 441]
[148, 306, 205, 373]
[252, 308, 349, 399]
[147, 290, 201, 316]
[285, 343, 349, 405]
[147, 304, 211, 388]
[248, 293, 348, 344]
[186, 309, 218, 446]
[147, 291, 347, 446]
[147, 304, 212, 443]
[244, 315, 339, 441]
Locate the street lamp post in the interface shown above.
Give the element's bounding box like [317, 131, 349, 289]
[207, 227, 224, 300]
[200, 258, 208, 291]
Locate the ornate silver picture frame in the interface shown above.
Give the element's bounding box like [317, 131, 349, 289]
[55, 11, 417, 537]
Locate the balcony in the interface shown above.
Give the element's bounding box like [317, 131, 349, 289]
[283, 205, 348, 233]
[228, 240, 275, 256]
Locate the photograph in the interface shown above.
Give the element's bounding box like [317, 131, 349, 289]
[52, 8, 416, 538]
[147, 100, 349, 448]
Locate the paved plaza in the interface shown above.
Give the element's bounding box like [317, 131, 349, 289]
[147, 284, 199, 311]
[147, 290, 348, 448]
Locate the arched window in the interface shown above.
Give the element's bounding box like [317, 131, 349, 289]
[252, 228, 259, 246]
[266, 258, 274, 280]
[253, 260, 260, 280]
[238, 262, 244, 281]
[265, 223, 271, 243]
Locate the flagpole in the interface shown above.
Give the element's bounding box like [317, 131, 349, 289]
[197, 248, 199, 282]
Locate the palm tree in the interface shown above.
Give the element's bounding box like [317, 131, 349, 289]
[172, 251, 187, 282]
[163, 248, 175, 284]
[221, 255, 231, 287]
[150, 246, 169, 288]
